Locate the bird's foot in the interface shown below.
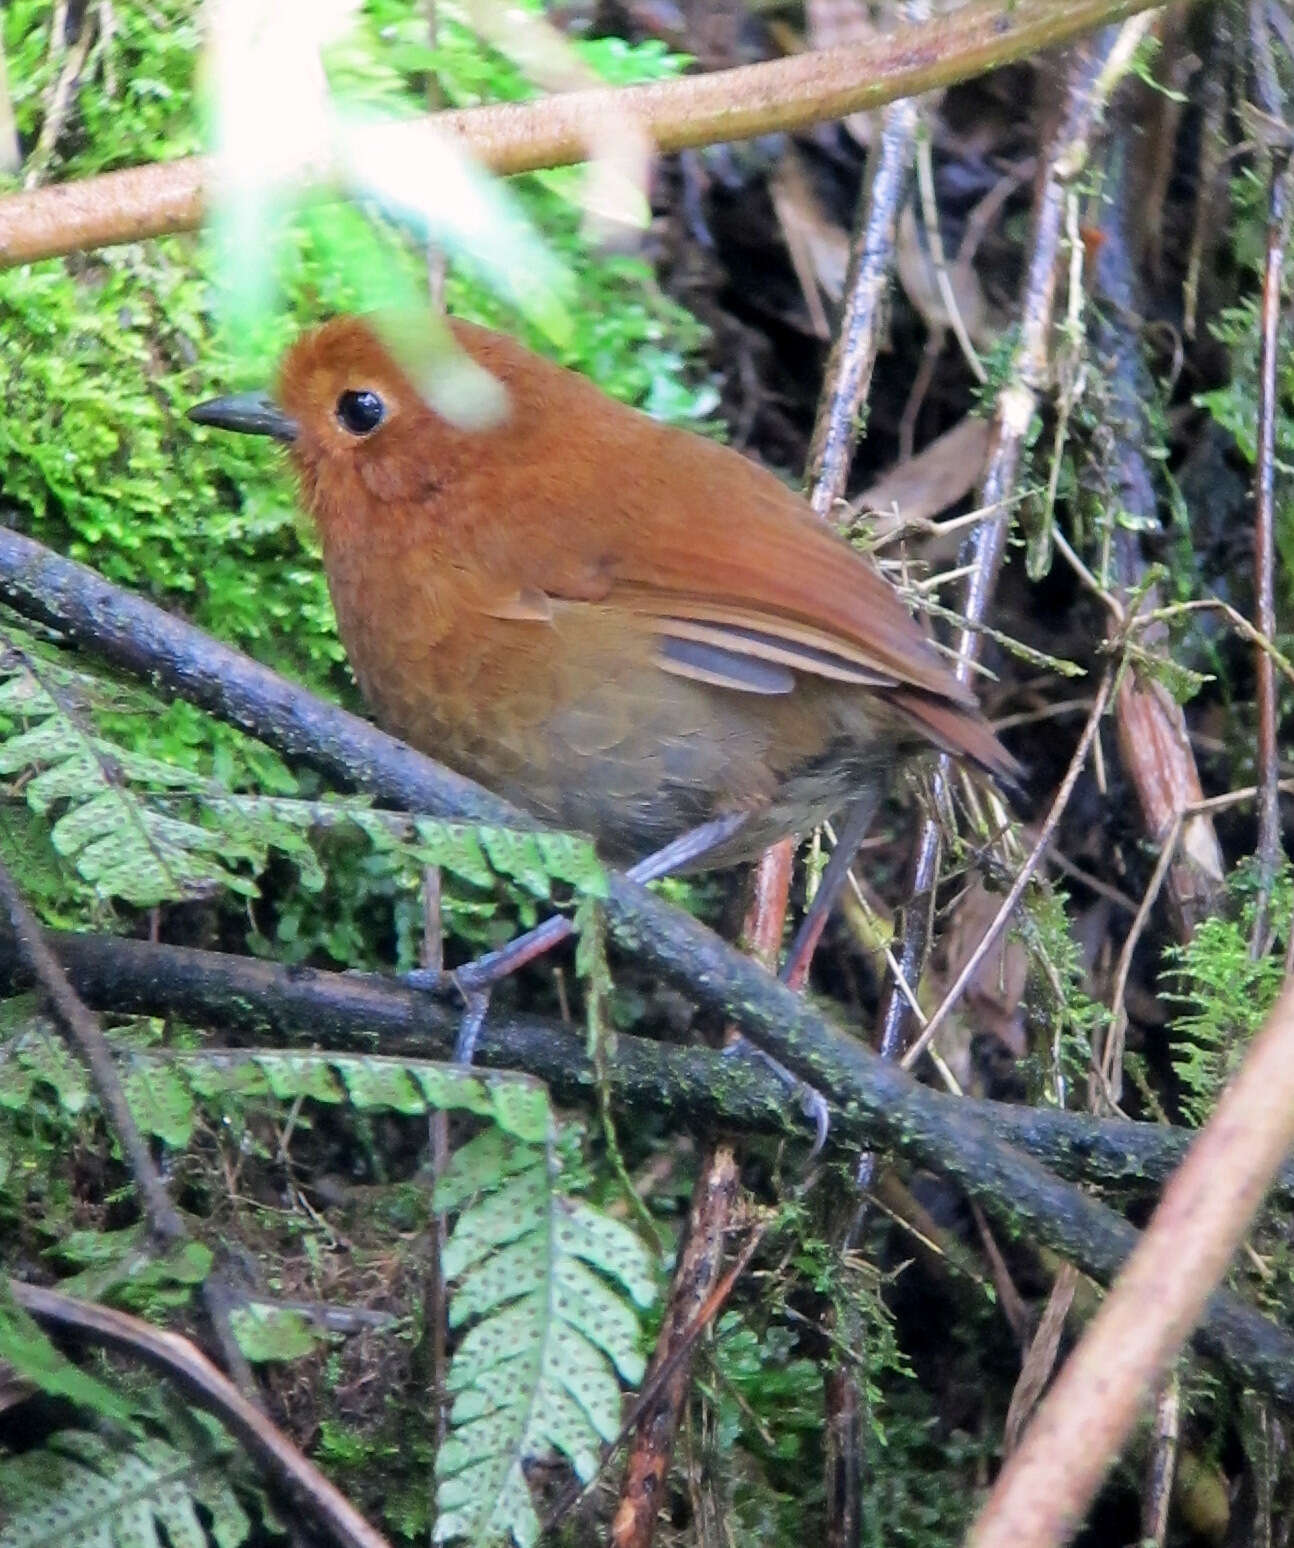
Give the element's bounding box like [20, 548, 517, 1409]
[722, 1036, 831, 1158]
[402, 814, 753, 1065]
[404, 912, 576, 1000]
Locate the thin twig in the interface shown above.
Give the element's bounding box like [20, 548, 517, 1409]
[901, 673, 1114, 1071]
[1093, 102, 1225, 946]
[914, 125, 986, 381]
[803, 58, 927, 1548]
[608, 1149, 745, 1548]
[1249, 146, 1293, 949]
[23, 4, 96, 189]
[1141, 1375, 1181, 1547]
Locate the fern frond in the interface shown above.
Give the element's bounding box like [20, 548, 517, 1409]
[433, 1126, 655, 1547]
[0, 626, 605, 916]
[0, 1286, 135, 1426]
[0, 635, 270, 906]
[0, 1427, 251, 1548]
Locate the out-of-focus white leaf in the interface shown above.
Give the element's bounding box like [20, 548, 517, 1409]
[338, 114, 572, 349]
[202, 0, 575, 409]
[463, 0, 651, 246]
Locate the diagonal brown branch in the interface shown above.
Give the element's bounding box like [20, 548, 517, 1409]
[10, 1280, 392, 1548]
[968, 979, 1294, 1547]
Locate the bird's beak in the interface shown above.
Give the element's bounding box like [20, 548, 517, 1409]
[188, 392, 298, 443]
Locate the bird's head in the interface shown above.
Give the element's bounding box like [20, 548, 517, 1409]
[189, 315, 513, 517]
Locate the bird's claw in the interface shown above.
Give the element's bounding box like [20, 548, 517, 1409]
[400, 967, 492, 1065]
[723, 1037, 831, 1159]
[798, 1086, 831, 1160]
[453, 988, 492, 1065]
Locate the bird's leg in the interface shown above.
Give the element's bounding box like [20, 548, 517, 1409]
[407, 814, 751, 1063]
[779, 790, 881, 991]
[722, 793, 880, 1157]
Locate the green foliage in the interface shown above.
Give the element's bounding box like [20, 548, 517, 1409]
[2, 1026, 659, 1543]
[0, 1288, 136, 1426]
[434, 1124, 657, 1545]
[0, 1424, 252, 1548]
[0, 629, 308, 906]
[1163, 862, 1291, 1125]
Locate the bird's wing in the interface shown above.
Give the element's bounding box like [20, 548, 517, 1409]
[603, 473, 976, 705]
[469, 422, 1015, 777]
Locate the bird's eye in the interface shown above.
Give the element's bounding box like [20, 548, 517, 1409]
[335, 389, 386, 436]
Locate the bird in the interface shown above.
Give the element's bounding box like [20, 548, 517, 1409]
[190, 315, 1016, 874]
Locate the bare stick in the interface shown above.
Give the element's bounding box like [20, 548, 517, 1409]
[967, 979, 1294, 1547]
[1250, 147, 1293, 947]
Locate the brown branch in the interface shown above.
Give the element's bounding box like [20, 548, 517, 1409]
[10, 1279, 392, 1548]
[611, 834, 791, 1548]
[609, 1148, 744, 1548]
[0, 0, 1167, 269]
[553, 1213, 767, 1537]
[967, 979, 1294, 1547]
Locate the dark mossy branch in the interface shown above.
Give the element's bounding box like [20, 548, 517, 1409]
[0, 926, 1281, 1201]
[0, 525, 1291, 1402]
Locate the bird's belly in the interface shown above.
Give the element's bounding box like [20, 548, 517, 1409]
[339, 599, 890, 862]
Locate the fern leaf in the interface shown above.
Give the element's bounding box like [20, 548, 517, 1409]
[0, 1429, 250, 1548]
[433, 1127, 655, 1546]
